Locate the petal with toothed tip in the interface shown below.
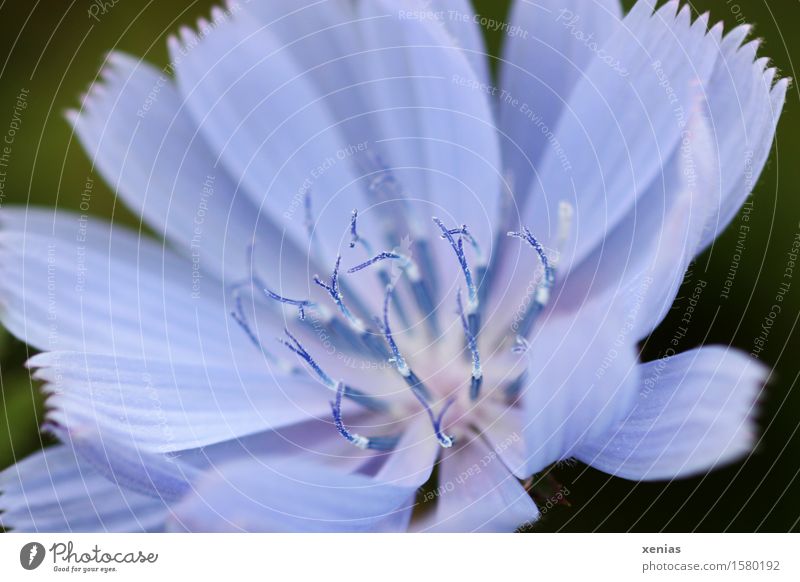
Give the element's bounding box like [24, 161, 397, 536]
[575, 347, 767, 480]
[0, 446, 169, 532]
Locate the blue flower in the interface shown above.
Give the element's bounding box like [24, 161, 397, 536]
[0, 0, 786, 532]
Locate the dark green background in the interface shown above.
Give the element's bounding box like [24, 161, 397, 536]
[0, 0, 797, 531]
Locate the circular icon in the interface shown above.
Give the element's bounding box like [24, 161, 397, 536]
[20, 542, 46, 570]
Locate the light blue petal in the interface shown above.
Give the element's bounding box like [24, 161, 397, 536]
[520, 296, 641, 476]
[0, 209, 252, 360]
[237, 0, 433, 285]
[558, 106, 718, 338]
[238, 0, 383, 151]
[697, 29, 788, 250]
[172, 418, 376, 475]
[168, 7, 388, 309]
[356, 0, 502, 263]
[0, 446, 168, 532]
[373, 415, 440, 488]
[169, 457, 418, 532]
[49, 425, 198, 502]
[498, 0, 622, 198]
[474, 400, 529, 479]
[429, 0, 491, 87]
[31, 351, 337, 453]
[492, 1, 721, 319]
[69, 52, 314, 291]
[575, 347, 767, 480]
[415, 437, 539, 532]
[235, 0, 499, 316]
[554, 21, 787, 331]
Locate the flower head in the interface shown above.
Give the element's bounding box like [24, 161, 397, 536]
[0, 0, 787, 532]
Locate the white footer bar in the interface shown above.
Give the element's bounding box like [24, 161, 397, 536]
[1, 533, 796, 580]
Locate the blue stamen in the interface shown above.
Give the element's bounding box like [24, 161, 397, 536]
[279, 328, 387, 413]
[381, 288, 454, 449]
[508, 228, 553, 278]
[316, 256, 393, 361]
[358, 155, 444, 333]
[445, 225, 486, 268]
[410, 278, 441, 338]
[415, 392, 456, 449]
[314, 255, 364, 331]
[434, 218, 479, 312]
[457, 290, 483, 401]
[347, 212, 412, 329]
[279, 327, 335, 388]
[381, 286, 431, 402]
[434, 217, 481, 338]
[449, 224, 488, 306]
[434, 397, 457, 447]
[331, 382, 399, 451]
[516, 303, 545, 339]
[347, 251, 404, 274]
[381, 323, 455, 449]
[350, 246, 439, 339]
[349, 209, 360, 249]
[381, 287, 412, 379]
[507, 228, 556, 336]
[262, 287, 314, 321]
[348, 209, 374, 255]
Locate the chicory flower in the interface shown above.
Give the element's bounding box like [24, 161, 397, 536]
[0, 0, 786, 532]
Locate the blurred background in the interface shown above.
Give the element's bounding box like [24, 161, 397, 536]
[0, 0, 797, 531]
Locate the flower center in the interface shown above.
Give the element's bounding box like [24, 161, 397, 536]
[229, 159, 573, 453]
